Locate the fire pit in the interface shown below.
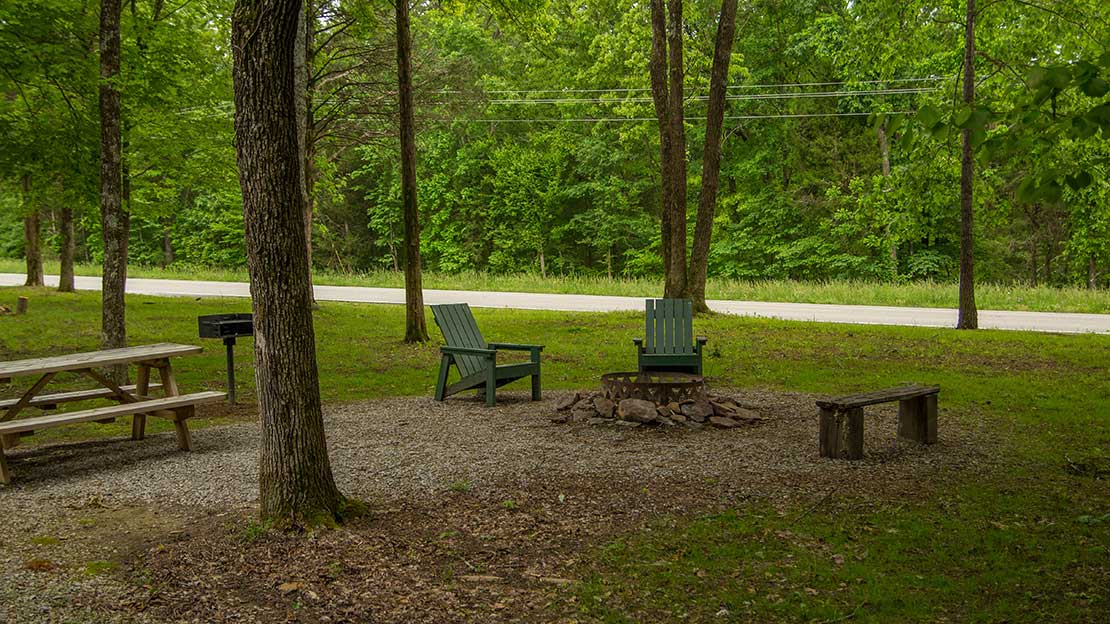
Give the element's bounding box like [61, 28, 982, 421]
[553, 372, 765, 429]
[601, 371, 707, 404]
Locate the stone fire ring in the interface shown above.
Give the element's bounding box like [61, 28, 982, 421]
[601, 371, 708, 405]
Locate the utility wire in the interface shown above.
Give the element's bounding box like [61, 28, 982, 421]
[453, 77, 948, 95]
[488, 87, 936, 105]
[473, 111, 913, 123]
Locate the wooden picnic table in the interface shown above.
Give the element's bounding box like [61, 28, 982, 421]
[0, 343, 225, 484]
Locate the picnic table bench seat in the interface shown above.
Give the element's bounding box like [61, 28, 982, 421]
[431, 303, 543, 407]
[634, 299, 707, 375]
[817, 384, 939, 460]
[0, 391, 225, 484]
[0, 383, 164, 411]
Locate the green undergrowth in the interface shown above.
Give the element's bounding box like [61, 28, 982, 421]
[3, 259, 1108, 313]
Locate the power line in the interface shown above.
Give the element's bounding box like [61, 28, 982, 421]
[473, 111, 913, 123]
[488, 87, 936, 105]
[456, 77, 948, 95]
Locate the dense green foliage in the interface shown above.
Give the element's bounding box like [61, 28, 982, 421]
[2, 0, 1107, 287]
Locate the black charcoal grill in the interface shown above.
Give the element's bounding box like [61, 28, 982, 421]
[198, 313, 253, 403]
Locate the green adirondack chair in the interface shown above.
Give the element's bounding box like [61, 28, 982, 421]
[633, 299, 707, 375]
[431, 303, 543, 407]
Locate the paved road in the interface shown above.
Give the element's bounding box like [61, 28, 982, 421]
[3, 273, 1108, 334]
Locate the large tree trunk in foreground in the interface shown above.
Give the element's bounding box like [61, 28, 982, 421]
[294, 1, 317, 304]
[956, 0, 978, 329]
[58, 205, 75, 292]
[233, 0, 346, 526]
[395, 0, 428, 343]
[100, 0, 128, 364]
[689, 0, 737, 313]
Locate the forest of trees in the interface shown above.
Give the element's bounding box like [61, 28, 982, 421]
[3, 0, 1108, 290]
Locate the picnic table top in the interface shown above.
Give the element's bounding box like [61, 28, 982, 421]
[0, 343, 203, 380]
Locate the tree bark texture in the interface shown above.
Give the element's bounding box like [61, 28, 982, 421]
[100, 0, 129, 359]
[957, 0, 978, 329]
[23, 212, 44, 287]
[648, 0, 673, 284]
[1089, 256, 1098, 290]
[688, 0, 737, 312]
[295, 1, 318, 293]
[21, 176, 44, 287]
[663, 0, 687, 298]
[395, 0, 428, 343]
[58, 205, 75, 292]
[232, 0, 345, 525]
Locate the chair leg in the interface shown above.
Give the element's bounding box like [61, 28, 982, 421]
[434, 355, 451, 401]
[485, 370, 496, 407]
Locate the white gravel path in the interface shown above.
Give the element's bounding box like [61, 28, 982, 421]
[3, 273, 1107, 333]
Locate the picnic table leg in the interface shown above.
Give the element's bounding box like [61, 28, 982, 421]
[131, 364, 151, 440]
[1, 372, 56, 423]
[0, 447, 10, 485]
[172, 405, 193, 451]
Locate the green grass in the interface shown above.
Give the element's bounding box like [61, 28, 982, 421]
[1, 285, 1108, 621]
[3, 258, 1108, 313]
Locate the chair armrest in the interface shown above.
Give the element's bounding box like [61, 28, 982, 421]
[696, 336, 708, 344]
[487, 343, 544, 352]
[632, 338, 643, 347]
[441, 346, 496, 358]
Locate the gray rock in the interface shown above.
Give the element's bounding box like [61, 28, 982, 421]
[571, 408, 597, 423]
[683, 420, 704, 430]
[613, 420, 642, 428]
[709, 416, 739, 428]
[669, 412, 688, 423]
[618, 399, 659, 423]
[550, 413, 570, 424]
[587, 417, 611, 426]
[682, 399, 714, 422]
[555, 393, 580, 411]
[593, 397, 616, 419]
[732, 407, 765, 421]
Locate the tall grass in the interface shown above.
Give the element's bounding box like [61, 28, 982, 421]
[1, 258, 1107, 313]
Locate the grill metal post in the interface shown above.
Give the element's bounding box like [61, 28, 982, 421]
[224, 336, 237, 404]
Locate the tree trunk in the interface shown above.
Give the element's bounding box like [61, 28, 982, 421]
[956, 0, 978, 329]
[161, 215, 175, 267]
[100, 0, 129, 360]
[395, 0, 429, 343]
[688, 0, 737, 313]
[58, 205, 75, 292]
[23, 211, 44, 287]
[648, 0, 673, 285]
[877, 121, 897, 279]
[232, 0, 347, 526]
[294, 1, 317, 305]
[21, 176, 44, 287]
[663, 0, 687, 299]
[1089, 256, 1098, 290]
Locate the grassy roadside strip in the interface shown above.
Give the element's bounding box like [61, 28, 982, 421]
[3, 259, 1108, 314]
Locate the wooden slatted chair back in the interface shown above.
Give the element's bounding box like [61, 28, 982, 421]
[431, 303, 489, 378]
[644, 299, 694, 355]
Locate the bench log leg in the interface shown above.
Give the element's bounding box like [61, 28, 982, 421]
[898, 395, 938, 444]
[172, 405, 194, 451]
[820, 407, 864, 460]
[0, 447, 10, 485]
[1, 433, 19, 450]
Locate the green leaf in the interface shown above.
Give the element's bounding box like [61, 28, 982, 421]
[954, 105, 972, 127]
[1016, 177, 1039, 203]
[1081, 77, 1108, 98]
[916, 105, 942, 129]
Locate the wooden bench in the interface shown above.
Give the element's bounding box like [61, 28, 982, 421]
[817, 384, 939, 460]
[0, 391, 225, 484]
[0, 383, 163, 411]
